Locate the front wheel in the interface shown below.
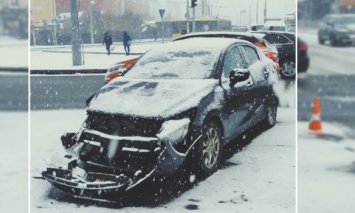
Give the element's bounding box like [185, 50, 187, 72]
[318, 35, 325, 45]
[195, 120, 223, 177]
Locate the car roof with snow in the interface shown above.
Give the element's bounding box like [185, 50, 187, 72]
[175, 31, 257, 40]
[167, 36, 252, 49]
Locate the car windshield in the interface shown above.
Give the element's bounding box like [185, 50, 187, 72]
[124, 45, 220, 79]
[333, 16, 355, 24]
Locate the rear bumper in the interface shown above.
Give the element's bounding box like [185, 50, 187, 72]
[298, 56, 309, 73]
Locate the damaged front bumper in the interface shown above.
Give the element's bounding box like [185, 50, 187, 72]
[42, 118, 201, 197]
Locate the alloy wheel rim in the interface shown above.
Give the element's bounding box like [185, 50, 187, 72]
[282, 62, 295, 76]
[202, 127, 220, 169]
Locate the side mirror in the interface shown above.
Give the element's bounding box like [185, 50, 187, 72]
[326, 22, 333, 27]
[229, 69, 250, 87]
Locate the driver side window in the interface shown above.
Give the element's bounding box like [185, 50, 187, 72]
[223, 46, 244, 78]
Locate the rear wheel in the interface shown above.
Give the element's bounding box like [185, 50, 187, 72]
[280, 61, 295, 79]
[263, 97, 278, 128]
[195, 120, 223, 177]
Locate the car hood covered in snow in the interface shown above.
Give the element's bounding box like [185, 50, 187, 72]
[87, 78, 218, 118]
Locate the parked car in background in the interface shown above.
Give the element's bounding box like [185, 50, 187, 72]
[105, 57, 138, 83]
[259, 20, 287, 32]
[318, 14, 355, 46]
[42, 37, 279, 198]
[174, 31, 280, 75]
[297, 37, 310, 75]
[251, 31, 295, 79]
[231, 25, 248, 32]
[248, 24, 264, 31]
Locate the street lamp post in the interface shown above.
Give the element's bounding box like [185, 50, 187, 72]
[264, 0, 267, 23]
[89, 0, 94, 44]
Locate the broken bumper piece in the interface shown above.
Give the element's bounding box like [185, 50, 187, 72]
[42, 166, 156, 197]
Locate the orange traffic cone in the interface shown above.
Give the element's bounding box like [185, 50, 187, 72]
[309, 97, 322, 134]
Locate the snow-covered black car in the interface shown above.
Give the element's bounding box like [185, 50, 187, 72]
[42, 38, 279, 198]
[318, 14, 355, 46]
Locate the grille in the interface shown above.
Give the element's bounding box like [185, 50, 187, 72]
[86, 112, 164, 137]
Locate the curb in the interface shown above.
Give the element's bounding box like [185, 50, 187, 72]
[31, 69, 106, 75]
[41, 50, 143, 55]
[0, 67, 28, 72]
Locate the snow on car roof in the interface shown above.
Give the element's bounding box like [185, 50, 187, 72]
[178, 31, 255, 39]
[168, 36, 243, 49]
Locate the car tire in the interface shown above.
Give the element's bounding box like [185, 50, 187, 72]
[280, 61, 295, 79]
[263, 96, 278, 128]
[318, 36, 325, 45]
[330, 35, 337, 46]
[195, 120, 223, 177]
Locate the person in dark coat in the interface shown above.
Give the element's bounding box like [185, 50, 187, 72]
[103, 32, 112, 55]
[123, 31, 131, 55]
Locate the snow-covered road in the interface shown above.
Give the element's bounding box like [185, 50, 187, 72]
[0, 112, 28, 213]
[298, 30, 355, 75]
[30, 107, 295, 213]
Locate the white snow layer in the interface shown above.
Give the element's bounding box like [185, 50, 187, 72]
[0, 112, 28, 213]
[88, 79, 217, 118]
[298, 122, 355, 213]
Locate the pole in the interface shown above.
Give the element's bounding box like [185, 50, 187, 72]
[54, 26, 57, 45]
[161, 16, 164, 43]
[192, 6, 196, 32]
[264, 0, 267, 23]
[186, 0, 189, 33]
[71, 0, 82, 65]
[244, 10, 246, 25]
[89, 0, 94, 44]
[255, 0, 259, 24]
[249, 4, 251, 25]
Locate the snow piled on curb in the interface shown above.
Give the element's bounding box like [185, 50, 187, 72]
[298, 122, 355, 213]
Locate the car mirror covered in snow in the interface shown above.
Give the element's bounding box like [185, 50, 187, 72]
[229, 69, 250, 87]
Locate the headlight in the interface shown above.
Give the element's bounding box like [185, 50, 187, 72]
[336, 28, 349, 33]
[107, 63, 124, 73]
[157, 118, 190, 144]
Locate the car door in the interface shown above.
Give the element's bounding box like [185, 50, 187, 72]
[239, 44, 269, 127]
[220, 44, 256, 141]
[263, 33, 294, 64]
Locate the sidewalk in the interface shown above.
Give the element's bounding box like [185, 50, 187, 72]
[30, 39, 167, 74]
[0, 36, 28, 72]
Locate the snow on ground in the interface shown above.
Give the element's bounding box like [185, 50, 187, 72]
[0, 36, 28, 68]
[0, 112, 28, 213]
[298, 122, 355, 213]
[31, 107, 295, 213]
[30, 42, 164, 70]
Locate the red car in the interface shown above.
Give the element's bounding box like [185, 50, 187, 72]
[105, 57, 138, 83]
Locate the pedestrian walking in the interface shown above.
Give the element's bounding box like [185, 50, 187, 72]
[123, 31, 131, 56]
[103, 32, 112, 55]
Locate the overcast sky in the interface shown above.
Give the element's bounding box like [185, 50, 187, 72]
[209, 0, 296, 24]
[153, 0, 295, 25]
